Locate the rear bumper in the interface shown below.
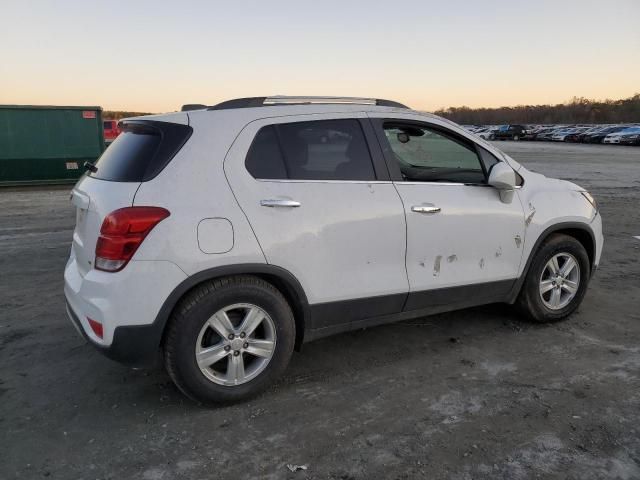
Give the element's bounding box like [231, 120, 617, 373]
[64, 253, 188, 367]
[66, 301, 162, 367]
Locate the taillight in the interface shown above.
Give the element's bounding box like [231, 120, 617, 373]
[95, 207, 170, 272]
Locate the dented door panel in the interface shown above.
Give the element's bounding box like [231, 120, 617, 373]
[396, 182, 526, 305]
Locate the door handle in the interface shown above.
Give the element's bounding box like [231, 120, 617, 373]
[260, 199, 301, 208]
[411, 204, 441, 214]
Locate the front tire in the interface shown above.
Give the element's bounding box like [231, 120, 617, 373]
[163, 276, 295, 405]
[517, 234, 590, 323]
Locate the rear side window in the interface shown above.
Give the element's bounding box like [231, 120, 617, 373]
[89, 121, 192, 182]
[245, 119, 376, 181]
[245, 126, 287, 179]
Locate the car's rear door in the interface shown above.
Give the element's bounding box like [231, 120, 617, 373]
[224, 113, 408, 330]
[369, 113, 526, 311]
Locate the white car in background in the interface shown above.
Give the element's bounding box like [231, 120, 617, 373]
[474, 127, 496, 140]
[64, 96, 603, 404]
[603, 127, 640, 144]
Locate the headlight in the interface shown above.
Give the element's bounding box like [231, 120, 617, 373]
[580, 191, 598, 211]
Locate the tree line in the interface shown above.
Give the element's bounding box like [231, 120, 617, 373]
[432, 94, 640, 125]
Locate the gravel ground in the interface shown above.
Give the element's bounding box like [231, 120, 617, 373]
[1, 142, 639, 480]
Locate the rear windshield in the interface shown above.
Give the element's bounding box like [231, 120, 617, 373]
[89, 121, 192, 182]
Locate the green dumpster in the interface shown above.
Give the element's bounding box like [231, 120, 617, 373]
[0, 105, 105, 186]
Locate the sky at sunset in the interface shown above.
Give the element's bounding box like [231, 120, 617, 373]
[1, 0, 639, 113]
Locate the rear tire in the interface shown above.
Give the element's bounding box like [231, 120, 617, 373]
[163, 275, 295, 405]
[517, 234, 590, 323]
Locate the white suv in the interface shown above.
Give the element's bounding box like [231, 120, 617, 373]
[64, 96, 603, 404]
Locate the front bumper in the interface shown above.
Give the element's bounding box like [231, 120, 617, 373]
[591, 211, 604, 270]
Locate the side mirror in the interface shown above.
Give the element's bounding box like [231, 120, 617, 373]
[488, 162, 516, 203]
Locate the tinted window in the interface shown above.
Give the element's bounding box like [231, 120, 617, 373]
[246, 119, 376, 181]
[245, 126, 287, 179]
[384, 124, 485, 183]
[92, 130, 160, 181]
[89, 122, 192, 182]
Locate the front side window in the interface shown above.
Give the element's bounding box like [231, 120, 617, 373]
[245, 119, 376, 181]
[383, 124, 485, 183]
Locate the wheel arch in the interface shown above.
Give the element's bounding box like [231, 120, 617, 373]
[508, 221, 596, 303]
[155, 264, 310, 352]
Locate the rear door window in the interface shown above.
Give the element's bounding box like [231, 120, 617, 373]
[245, 119, 376, 181]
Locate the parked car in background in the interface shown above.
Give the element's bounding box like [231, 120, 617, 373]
[611, 126, 640, 145]
[103, 120, 122, 145]
[603, 126, 639, 144]
[474, 127, 495, 140]
[494, 124, 526, 141]
[550, 128, 577, 142]
[554, 127, 590, 142]
[583, 126, 628, 144]
[522, 126, 542, 140]
[570, 126, 608, 143]
[539, 127, 573, 141]
[528, 127, 555, 141]
[64, 95, 603, 404]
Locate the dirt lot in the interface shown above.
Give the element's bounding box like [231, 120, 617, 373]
[1, 142, 639, 479]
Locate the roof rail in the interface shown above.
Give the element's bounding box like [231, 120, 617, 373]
[206, 96, 409, 110]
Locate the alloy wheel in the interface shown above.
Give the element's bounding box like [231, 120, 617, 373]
[195, 303, 277, 386]
[539, 253, 581, 310]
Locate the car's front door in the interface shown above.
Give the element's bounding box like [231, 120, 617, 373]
[225, 113, 409, 329]
[370, 114, 526, 310]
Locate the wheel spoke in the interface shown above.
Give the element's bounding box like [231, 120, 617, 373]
[549, 288, 561, 307]
[539, 279, 555, 295]
[226, 354, 245, 383]
[208, 311, 234, 338]
[549, 256, 560, 275]
[239, 307, 265, 337]
[562, 280, 578, 295]
[245, 338, 275, 358]
[196, 343, 228, 368]
[560, 257, 577, 277]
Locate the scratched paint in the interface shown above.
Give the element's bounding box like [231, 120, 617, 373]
[479, 258, 485, 269]
[447, 254, 457, 263]
[495, 246, 502, 258]
[515, 235, 522, 248]
[525, 210, 536, 226]
[433, 255, 442, 276]
[525, 203, 536, 226]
